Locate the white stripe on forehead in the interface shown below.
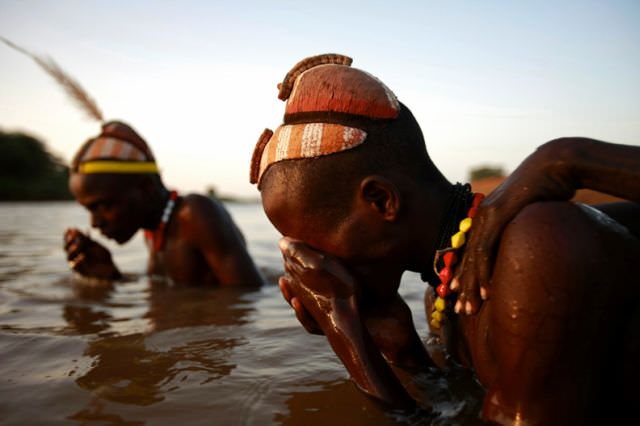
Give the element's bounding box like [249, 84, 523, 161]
[251, 122, 368, 186]
[120, 142, 133, 159]
[79, 136, 151, 162]
[301, 123, 323, 157]
[275, 126, 292, 161]
[342, 127, 356, 149]
[100, 137, 116, 157]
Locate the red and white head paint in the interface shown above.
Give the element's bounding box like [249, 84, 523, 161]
[250, 54, 400, 187]
[72, 121, 159, 174]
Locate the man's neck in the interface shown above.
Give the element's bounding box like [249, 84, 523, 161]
[143, 186, 170, 231]
[407, 180, 456, 278]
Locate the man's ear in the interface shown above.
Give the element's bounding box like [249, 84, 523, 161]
[359, 176, 401, 221]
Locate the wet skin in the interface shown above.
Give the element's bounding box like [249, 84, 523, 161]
[66, 173, 263, 287]
[453, 202, 639, 424]
[454, 138, 640, 316]
[264, 178, 640, 424]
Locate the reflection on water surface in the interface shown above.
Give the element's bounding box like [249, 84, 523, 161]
[0, 202, 483, 425]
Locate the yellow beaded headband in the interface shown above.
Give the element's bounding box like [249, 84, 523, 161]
[78, 161, 159, 174]
[76, 135, 159, 174]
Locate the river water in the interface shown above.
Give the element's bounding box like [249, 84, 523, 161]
[0, 201, 483, 425]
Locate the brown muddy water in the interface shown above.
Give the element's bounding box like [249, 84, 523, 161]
[0, 202, 484, 425]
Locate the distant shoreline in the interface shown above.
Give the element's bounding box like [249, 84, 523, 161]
[216, 196, 261, 204]
[0, 196, 261, 204]
[0, 183, 620, 206]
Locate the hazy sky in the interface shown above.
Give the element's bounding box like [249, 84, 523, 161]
[1, 0, 639, 197]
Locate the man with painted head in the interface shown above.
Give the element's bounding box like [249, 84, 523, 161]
[251, 54, 639, 423]
[65, 120, 263, 287]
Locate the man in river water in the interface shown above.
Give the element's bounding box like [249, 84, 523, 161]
[251, 54, 640, 424]
[65, 120, 263, 287]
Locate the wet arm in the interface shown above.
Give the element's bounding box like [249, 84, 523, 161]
[477, 137, 640, 237]
[320, 297, 416, 408]
[280, 239, 416, 408]
[455, 138, 640, 314]
[546, 137, 640, 201]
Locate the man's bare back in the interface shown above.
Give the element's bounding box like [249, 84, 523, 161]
[453, 202, 640, 422]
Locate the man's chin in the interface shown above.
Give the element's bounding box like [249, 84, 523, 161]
[104, 231, 134, 244]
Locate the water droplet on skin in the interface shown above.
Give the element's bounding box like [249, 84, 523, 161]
[510, 300, 519, 320]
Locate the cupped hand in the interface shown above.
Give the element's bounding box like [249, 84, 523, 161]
[64, 228, 121, 280]
[278, 237, 359, 332]
[279, 275, 324, 335]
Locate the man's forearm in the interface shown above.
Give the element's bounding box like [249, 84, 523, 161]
[322, 298, 415, 408]
[542, 137, 640, 202]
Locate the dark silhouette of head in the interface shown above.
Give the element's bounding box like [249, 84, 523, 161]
[253, 54, 450, 271]
[69, 121, 165, 243]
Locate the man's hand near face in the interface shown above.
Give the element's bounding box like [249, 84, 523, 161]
[64, 228, 121, 281]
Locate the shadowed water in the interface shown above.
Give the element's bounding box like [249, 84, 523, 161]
[0, 202, 484, 425]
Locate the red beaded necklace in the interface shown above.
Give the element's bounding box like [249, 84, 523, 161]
[430, 192, 485, 329]
[144, 190, 178, 252]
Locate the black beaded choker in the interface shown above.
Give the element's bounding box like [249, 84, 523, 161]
[420, 182, 473, 282]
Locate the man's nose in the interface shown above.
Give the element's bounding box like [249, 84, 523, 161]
[91, 213, 105, 229]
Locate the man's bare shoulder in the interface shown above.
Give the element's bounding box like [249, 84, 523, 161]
[493, 201, 637, 283]
[177, 194, 229, 222]
[175, 194, 237, 241]
[503, 201, 636, 247]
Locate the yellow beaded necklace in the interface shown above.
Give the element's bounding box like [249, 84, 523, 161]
[430, 192, 485, 329]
